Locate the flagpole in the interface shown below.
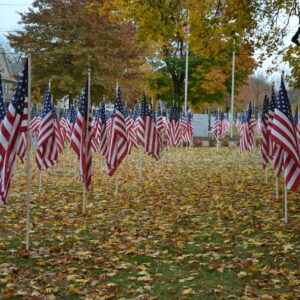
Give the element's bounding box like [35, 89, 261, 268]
[265, 166, 268, 184]
[217, 106, 220, 150]
[25, 52, 32, 251]
[139, 147, 143, 181]
[230, 38, 235, 138]
[115, 161, 118, 194]
[284, 185, 288, 224]
[275, 176, 279, 199]
[82, 70, 91, 214]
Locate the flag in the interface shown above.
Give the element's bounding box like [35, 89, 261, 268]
[0, 59, 28, 204]
[293, 107, 300, 145]
[70, 77, 92, 190]
[60, 110, 68, 142]
[35, 84, 58, 170]
[106, 86, 128, 176]
[267, 86, 277, 159]
[238, 113, 247, 154]
[238, 103, 256, 154]
[260, 95, 271, 168]
[0, 74, 6, 124]
[270, 75, 300, 191]
[99, 102, 108, 158]
[140, 93, 162, 160]
[52, 108, 65, 154]
[179, 114, 188, 143]
[136, 100, 145, 148]
[222, 114, 231, 134]
[212, 114, 222, 141]
[156, 104, 164, 134]
[125, 106, 138, 154]
[167, 105, 180, 147]
[66, 105, 76, 143]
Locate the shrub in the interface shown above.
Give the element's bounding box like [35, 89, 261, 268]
[209, 138, 216, 147]
[193, 139, 203, 147]
[221, 139, 229, 147]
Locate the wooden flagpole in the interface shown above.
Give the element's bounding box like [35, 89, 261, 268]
[82, 70, 91, 214]
[284, 185, 288, 224]
[216, 106, 220, 150]
[139, 147, 143, 181]
[25, 52, 32, 251]
[265, 166, 268, 184]
[275, 176, 279, 199]
[115, 161, 119, 194]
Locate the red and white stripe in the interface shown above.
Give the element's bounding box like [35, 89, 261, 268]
[106, 110, 128, 176]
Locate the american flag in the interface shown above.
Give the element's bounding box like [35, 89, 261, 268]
[136, 100, 145, 148]
[99, 102, 108, 157]
[260, 95, 271, 168]
[52, 107, 65, 154]
[156, 104, 164, 134]
[187, 112, 194, 141]
[212, 114, 223, 141]
[238, 103, 256, 154]
[268, 85, 284, 177]
[66, 105, 76, 143]
[293, 107, 300, 145]
[0, 74, 7, 124]
[141, 93, 162, 160]
[270, 75, 300, 191]
[125, 105, 138, 154]
[70, 78, 92, 190]
[179, 114, 188, 143]
[222, 114, 231, 134]
[267, 86, 277, 158]
[106, 86, 128, 176]
[92, 107, 101, 153]
[167, 105, 180, 147]
[35, 84, 58, 170]
[238, 113, 247, 154]
[106, 112, 113, 140]
[60, 110, 68, 142]
[0, 59, 28, 204]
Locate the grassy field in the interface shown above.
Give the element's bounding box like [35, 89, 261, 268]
[0, 147, 299, 299]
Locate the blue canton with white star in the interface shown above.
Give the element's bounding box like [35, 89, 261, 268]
[0, 74, 7, 120]
[140, 93, 151, 118]
[277, 75, 293, 122]
[41, 85, 53, 118]
[11, 59, 28, 115]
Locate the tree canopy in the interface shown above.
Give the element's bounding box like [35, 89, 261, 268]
[8, 0, 147, 104]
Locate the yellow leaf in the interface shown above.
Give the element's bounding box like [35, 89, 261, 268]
[182, 288, 196, 295]
[274, 232, 287, 239]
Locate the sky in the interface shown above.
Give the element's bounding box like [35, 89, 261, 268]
[0, 0, 298, 87]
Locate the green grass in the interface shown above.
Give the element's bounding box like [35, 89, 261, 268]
[0, 148, 299, 299]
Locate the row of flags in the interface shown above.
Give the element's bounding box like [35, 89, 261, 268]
[259, 76, 300, 191]
[0, 61, 194, 204]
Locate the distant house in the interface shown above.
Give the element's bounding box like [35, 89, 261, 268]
[0, 48, 23, 103]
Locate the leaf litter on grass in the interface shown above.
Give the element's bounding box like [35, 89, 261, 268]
[0, 147, 299, 299]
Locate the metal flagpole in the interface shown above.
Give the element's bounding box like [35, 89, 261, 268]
[265, 166, 268, 184]
[284, 185, 288, 224]
[82, 70, 91, 213]
[25, 52, 32, 251]
[184, 21, 189, 116]
[230, 39, 236, 138]
[275, 177, 279, 199]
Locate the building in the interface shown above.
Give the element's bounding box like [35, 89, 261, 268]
[0, 48, 23, 103]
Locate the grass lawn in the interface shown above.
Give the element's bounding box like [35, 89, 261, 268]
[0, 147, 299, 299]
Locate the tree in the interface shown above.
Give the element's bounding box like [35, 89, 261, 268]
[98, 0, 256, 109]
[8, 0, 147, 105]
